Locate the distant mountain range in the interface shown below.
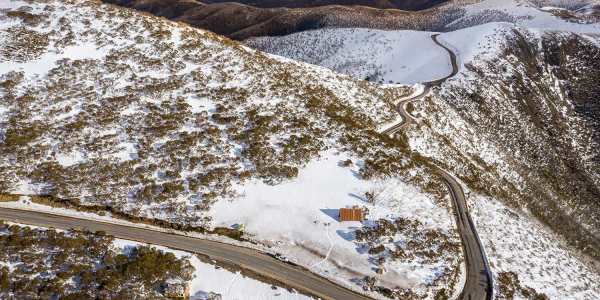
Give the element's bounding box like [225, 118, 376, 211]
[200, 0, 450, 10]
[103, 0, 462, 40]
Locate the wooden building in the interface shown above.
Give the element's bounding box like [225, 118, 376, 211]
[339, 206, 364, 222]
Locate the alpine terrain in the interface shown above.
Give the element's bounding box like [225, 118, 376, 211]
[0, 0, 599, 300]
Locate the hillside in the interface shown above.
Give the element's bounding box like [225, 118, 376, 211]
[248, 0, 600, 84]
[104, 0, 600, 40]
[414, 24, 600, 298]
[200, 0, 450, 10]
[103, 0, 469, 40]
[248, 28, 454, 84]
[0, 0, 467, 298]
[0, 222, 193, 299]
[0, 221, 311, 299]
[246, 0, 600, 298]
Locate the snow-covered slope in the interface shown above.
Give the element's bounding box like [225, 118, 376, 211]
[244, 0, 600, 299]
[413, 14, 600, 300]
[248, 29, 453, 84]
[1, 220, 311, 300]
[248, 0, 600, 85]
[448, 0, 600, 31]
[468, 191, 600, 300]
[0, 0, 465, 298]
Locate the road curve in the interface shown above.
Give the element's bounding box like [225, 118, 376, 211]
[0, 208, 371, 300]
[429, 34, 459, 86]
[381, 85, 431, 136]
[385, 33, 493, 300]
[381, 34, 458, 137]
[429, 34, 493, 300]
[439, 171, 493, 300]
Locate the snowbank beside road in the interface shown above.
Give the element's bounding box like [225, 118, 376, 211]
[469, 193, 600, 300]
[113, 239, 312, 300]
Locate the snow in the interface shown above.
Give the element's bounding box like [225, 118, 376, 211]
[55, 149, 88, 167]
[0, 197, 264, 249]
[469, 193, 600, 300]
[111, 141, 139, 162]
[377, 84, 424, 133]
[247, 28, 453, 85]
[2, 219, 313, 300]
[0, 43, 107, 77]
[4, 0, 596, 298]
[248, 0, 600, 83]
[0, 0, 26, 9]
[210, 150, 455, 291]
[459, 0, 600, 33]
[437, 22, 511, 72]
[112, 239, 312, 300]
[0, 0, 429, 295]
[244, 1, 600, 297]
[0, 260, 18, 273]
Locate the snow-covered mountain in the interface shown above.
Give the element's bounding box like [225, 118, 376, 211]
[249, 29, 453, 85]
[0, 0, 469, 298]
[414, 23, 600, 299]
[1, 0, 599, 299]
[246, 0, 600, 298]
[248, 0, 600, 85]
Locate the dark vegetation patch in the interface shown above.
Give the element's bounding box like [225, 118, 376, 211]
[103, 0, 467, 40]
[355, 217, 461, 298]
[200, 0, 450, 10]
[0, 221, 193, 299]
[497, 271, 549, 300]
[0, 26, 49, 62]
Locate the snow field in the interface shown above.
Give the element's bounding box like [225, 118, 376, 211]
[247, 28, 453, 85]
[210, 150, 457, 293]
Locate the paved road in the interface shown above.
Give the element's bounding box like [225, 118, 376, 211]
[381, 34, 457, 137]
[385, 33, 493, 300]
[381, 85, 431, 136]
[440, 172, 493, 300]
[0, 208, 371, 300]
[0, 33, 491, 300]
[429, 34, 459, 86]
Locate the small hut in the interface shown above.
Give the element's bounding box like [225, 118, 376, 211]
[339, 206, 364, 222]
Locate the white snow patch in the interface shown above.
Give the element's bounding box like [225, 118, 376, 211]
[0, 43, 107, 77]
[55, 150, 87, 167]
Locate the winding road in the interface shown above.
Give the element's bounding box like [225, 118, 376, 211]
[441, 172, 493, 300]
[0, 34, 491, 300]
[383, 34, 493, 300]
[381, 34, 457, 137]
